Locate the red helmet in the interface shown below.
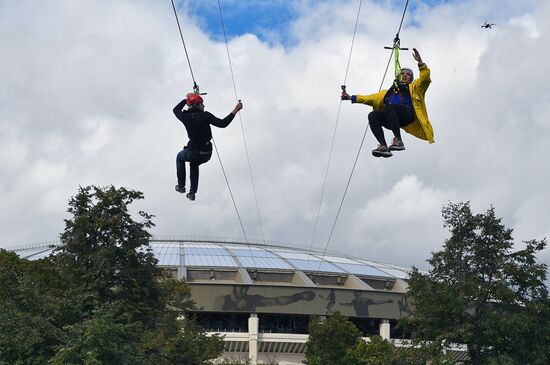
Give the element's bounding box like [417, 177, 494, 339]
[186, 93, 203, 106]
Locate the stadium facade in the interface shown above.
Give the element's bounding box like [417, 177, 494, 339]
[12, 238, 467, 364]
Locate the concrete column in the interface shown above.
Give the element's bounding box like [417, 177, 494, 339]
[178, 244, 186, 280]
[248, 314, 259, 365]
[379, 319, 390, 340]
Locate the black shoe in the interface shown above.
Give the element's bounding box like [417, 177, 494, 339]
[175, 185, 186, 193]
[372, 145, 393, 158]
[186, 193, 195, 201]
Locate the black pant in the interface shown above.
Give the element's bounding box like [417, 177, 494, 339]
[176, 148, 212, 193]
[368, 104, 413, 146]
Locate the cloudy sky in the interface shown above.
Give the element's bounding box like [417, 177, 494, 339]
[1, 0, 548, 271]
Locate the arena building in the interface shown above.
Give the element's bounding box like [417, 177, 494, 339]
[12, 238, 467, 364]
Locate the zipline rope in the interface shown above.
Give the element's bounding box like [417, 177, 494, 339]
[212, 138, 250, 244]
[216, 0, 269, 278]
[217, 0, 267, 246]
[381, 0, 410, 88]
[170, 0, 196, 85]
[379, 49, 395, 92]
[310, 0, 364, 249]
[314, 0, 410, 276]
[170, 0, 250, 243]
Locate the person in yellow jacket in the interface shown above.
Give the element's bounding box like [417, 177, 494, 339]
[341, 48, 433, 158]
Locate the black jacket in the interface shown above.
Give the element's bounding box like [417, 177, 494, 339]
[173, 98, 235, 152]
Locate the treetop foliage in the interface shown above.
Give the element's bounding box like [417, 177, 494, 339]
[0, 185, 225, 365]
[405, 201, 549, 365]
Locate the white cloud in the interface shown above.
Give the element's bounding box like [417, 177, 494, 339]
[79, 116, 114, 153]
[513, 195, 550, 242]
[0, 125, 28, 173]
[349, 175, 454, 268]
[1, 0, 549, 271]
[510, 13, 540, 38]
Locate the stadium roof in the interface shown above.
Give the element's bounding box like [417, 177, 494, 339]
[9, 237, 412, 280]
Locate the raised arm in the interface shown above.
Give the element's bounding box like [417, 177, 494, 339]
[413, 48, 431, 89]
[173, 98, 187, 121]
[208, 100, 243, 128]
[412, 48, 423, 65]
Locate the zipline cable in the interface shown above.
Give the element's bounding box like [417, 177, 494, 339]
[397, 0, 410, 35]
[314, 0, 410, 275]
[170, 0, 196, 85]
[310, 0, 363, 249]
[170, 0, 249, 243]
[378, 49, 395, 92]
[212, 138, 250, 244]
[215, 0, 267, 279]
[217, 0, 267, 246]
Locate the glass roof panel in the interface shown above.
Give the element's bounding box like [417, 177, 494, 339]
[287, 259, 345, 273]
[334, 263, 392, 277]
[236, 256, 292, 269]
[376, 267, 409, 279]
[151, 245, 180, 266]
[221, 244, 262, 250]
[184, 247, 231, 256]
[185, 243, 220, 248]
[266, 248, 294, 252]
[355, 259, 411, 273]
[378, 263, 411, 271]
[273, 251, 321, 261]
[185, 254, 237, 267]
[315, 255, 361, 264]
[355, 259, 382, 266]
[229, 248, 277, 258]
[14, 247, 54, 259]
[29, 249, 54, 260]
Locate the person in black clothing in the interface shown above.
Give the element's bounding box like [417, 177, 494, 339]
[173, 93, 243, 200]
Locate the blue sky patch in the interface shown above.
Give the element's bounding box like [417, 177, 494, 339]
[183, 0, 299, 46]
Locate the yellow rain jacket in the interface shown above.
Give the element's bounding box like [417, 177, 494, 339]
[353, 64, 434, 143]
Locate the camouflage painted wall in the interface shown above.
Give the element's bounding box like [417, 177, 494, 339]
[189, 284, 411, 319]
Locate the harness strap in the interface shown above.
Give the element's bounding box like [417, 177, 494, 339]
[393, 36, 403, 88]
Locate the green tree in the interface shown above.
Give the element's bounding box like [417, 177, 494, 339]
[345, 336, 449, 365]
[142, 316, 225, 365]
[53, 185, 163, 324]
[49, 303, 145, 365]
[303, 312, 443, 365]
[304, 312, 360, 365]
[0, 251, 64, 364]
[404, 202, 549, 365]
[0, 185, 226, 364]
[346, 336, 396, 365]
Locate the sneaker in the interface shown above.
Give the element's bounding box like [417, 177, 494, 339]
[175, 185, 186, 193]
[389, 137, 405, 151]
[372, 145, 393, 158]
[186, 193, 195, 201]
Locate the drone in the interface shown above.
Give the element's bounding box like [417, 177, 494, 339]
[481, 21, 495, 29]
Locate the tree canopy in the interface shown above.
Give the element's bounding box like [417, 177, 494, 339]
[0, 185, 225, 365]
[304, 313, 438, 365]
[404, 202, 549, 365]
[304, 312, 361, 365]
